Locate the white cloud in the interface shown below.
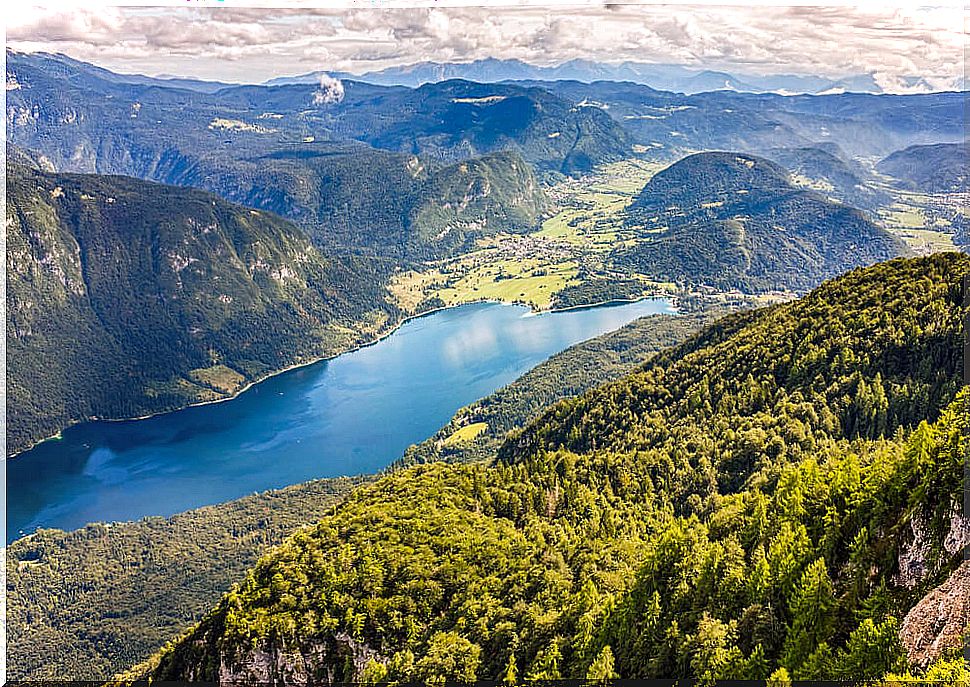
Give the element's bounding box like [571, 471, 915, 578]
[313, 73, 345, 104]
[6, 3, 965, 92]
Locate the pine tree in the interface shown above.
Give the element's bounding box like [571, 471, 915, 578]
[586, 645, 619, 681]
[782, 558, 836, 672]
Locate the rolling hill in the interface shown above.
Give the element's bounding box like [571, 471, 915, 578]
[134, 253, 969, 683]
[615, 152, 907, 292]
[877, 142, 969, 193]
[6, 162, 396, 454]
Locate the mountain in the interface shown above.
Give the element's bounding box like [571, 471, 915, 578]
[408, 151, 547, 251]
[762, 144, 890, 209]
[6, 51, 625, 192]
[9, 50, 962, 198]
[876, 142, 970, 193]
[134, 253, 968, 683]
[525, 80, 966, 159]
[271, 58, 885, 95]
[344, 79, 632, 174]
[615, 152, 906, 292]
[6, 50, 238, 93]
[6, 162, 396, 454]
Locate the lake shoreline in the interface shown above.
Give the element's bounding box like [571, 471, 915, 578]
[10, 294, 676, 459]
[9, 296, 679, 541]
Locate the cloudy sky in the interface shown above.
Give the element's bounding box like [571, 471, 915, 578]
[6, 2, 966, 92]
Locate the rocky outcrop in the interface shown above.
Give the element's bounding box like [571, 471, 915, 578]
[900, 559, 970, 669]
[217, 633, 385, 683]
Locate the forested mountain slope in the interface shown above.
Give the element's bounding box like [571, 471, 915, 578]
[616, 152, 907, 292]
[6, 309, 714, 681]
[762, 144, 890, 209]
[6, 163, 395, 453]
[141, 253, 968, 684]
[877, 142, 969, 193]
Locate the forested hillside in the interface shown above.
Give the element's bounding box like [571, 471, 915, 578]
[407, 150, 547, 255]
[877, 142, 969, 193]
[6, 309, 713, 680]
[6, 163, 395, 453]
[762, 144, 890, 209]
[140, 253, 968, 683]
[618, 152, 907, 292]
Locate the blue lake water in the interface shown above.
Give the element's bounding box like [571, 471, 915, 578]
[7, 298, 674, 542]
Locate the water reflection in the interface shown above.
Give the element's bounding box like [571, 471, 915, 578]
[8, 299, 675, 541]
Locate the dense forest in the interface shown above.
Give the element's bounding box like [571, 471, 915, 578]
[136, 254, 967, 683]
[6, 163, 396, 453]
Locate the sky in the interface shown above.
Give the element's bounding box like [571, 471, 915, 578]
[5, 2, 967, 92]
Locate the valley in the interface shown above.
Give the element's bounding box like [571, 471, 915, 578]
[138, 253, 970, 684]
[4, 39, 968, 687]
[6, 306, 709, 680]
[388, 159, 674, 311]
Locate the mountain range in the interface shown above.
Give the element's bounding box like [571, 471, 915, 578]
[266, 58, 902, 95]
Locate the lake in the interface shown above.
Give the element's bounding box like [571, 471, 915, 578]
[7, 298, 675, 541]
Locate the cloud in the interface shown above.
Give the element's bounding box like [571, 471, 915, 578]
[313, 73, 345, 105]
[6, 4, 965, 92]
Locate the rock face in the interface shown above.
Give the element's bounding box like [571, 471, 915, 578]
[900, 559, 970, 669]
[217, 633, 382, 684]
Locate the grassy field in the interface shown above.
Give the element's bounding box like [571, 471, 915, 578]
[188, 364, 246, 394]
[436, 258, 579, 309]
[442, 422, 488, 446]
[389, 157, 674, 313]
[891, 228, 958, 254]
[874, 188, 963, 255]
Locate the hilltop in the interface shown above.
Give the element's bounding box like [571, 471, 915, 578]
[617, 152, 907, 292]
[877, 142, 969, 194]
